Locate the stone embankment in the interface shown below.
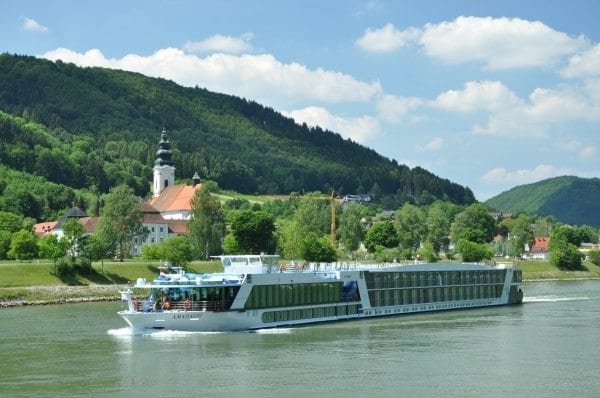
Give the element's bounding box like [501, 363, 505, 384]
[0, 284, 129, 308]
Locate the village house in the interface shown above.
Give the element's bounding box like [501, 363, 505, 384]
[524, 236, 551, 260]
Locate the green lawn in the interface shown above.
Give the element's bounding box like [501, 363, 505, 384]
[517, 258, 600, 280]
[0, 259, 223, 288]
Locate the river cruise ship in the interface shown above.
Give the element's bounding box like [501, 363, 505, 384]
[118, 255, 523, 332]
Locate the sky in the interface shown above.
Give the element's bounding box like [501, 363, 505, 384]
[2, 0, 599, 201]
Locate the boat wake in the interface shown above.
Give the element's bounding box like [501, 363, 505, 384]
[107, 327, 225, 340]
[253, 328, 293, 334]
[107, 327, 135, 338]
[524, 295, 591, 303]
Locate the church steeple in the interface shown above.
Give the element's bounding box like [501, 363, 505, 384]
[155, 128, 174, 167]
[153, 128, 175, 197]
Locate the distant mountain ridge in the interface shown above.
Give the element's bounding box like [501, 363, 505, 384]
[485, 176, 600, 227]
[0, 53, 475, 214]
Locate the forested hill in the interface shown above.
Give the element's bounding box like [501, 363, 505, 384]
[0, 53, 474, 217]
[485, 176, 600, 228]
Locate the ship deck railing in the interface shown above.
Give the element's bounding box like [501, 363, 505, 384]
[133, 298, 235, 313]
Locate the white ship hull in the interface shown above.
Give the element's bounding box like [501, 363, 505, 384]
[119, 297, 511, 332]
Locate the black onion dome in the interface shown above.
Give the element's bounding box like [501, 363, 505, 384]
[154, 128, 174, 167]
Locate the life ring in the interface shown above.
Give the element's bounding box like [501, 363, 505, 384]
[183, 299, 191, 310]
[132, 300, 139, 310]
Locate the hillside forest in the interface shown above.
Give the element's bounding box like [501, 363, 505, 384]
[0, 53, 474, 225]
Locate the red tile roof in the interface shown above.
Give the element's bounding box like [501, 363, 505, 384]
[148, 183, 201, 213]
[168, 220, 189, 234]
[80, 217, 100, 233]
[530, 236, 550, 253]
[33, 221, 58, 236]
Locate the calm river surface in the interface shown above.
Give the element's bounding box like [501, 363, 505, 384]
[1, 281, 599, 397]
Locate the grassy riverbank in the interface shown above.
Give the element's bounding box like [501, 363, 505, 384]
[0, 259, 222, 305]
[1, 258, 599, 306]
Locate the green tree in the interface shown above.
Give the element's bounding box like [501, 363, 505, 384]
[575, 225, 598, 244]
[588, 250, 600, 266]
[294, 195, 331, 236]
[96, 184, 143, 261]
[417, 241, 438, 262]
[425, 203, 451, 252]
[508, 214, 534, 258]
[38, 234, 67, 264]
[0, 211, 25, 233]
[395, 204, 426, 253]
[549, 226, 583, 270]
[161, 235, 194, 266]
[279, 219, 303, 260]
[141, 243, 163, 261]
[62, 218, 85, 262]
[364, 221, 399, 253]
[8, 229, 38, 260]
[450, 203, 496, 244]
[549, 240, 582, 270]
[221, 233, 240, 254]
[338, 202, 366, 252]
[0, 230, 12, 259]
[456, 239, 492, 262]
[230, 210, 275, 254]
[188, 185, 226, 259]
[300, 232, 337, 263]
[80, 232, 114, 273]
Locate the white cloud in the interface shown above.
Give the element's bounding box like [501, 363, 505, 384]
[567, 140, 598, 158]
[481, 164, 570, 184]
[434, 81, 522, 113]
[376, 94, 424, 124]
[285, 106, 381, 143]
[420, 16, 587, 69]
[183, 33, 253, 54]
[526, 85, 600, 122]
[580, 146, 597, 158]
[417, 137, 443, 152]
[356, 17, 587, 68]
[472, 82, 600, 136]
[355, 23, 420, 52]
[41, 47, 381, 107]
[23, 17, 48, 32]
[562, 44, 600, 78]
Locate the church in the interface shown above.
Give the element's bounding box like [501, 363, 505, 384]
[34, 128, 202, 257]
[131, 128, 202, 255]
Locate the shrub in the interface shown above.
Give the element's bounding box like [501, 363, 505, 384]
[55, 257, 74, 276]
[588, 250, 600, 266]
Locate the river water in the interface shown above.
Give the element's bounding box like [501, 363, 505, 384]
[1, 281, 599, 397]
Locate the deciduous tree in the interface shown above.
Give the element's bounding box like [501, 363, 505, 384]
[364, 220, 399, 253]
[96, 185, 143, 261]
[230, 210, 275, 254]
[188, 185, 225, 259]
[8, 229, 38, 260]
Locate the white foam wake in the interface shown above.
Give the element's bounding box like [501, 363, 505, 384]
[524, 296, 590, 303]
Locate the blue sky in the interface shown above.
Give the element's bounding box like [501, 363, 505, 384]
[2, 0, 599, 200]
